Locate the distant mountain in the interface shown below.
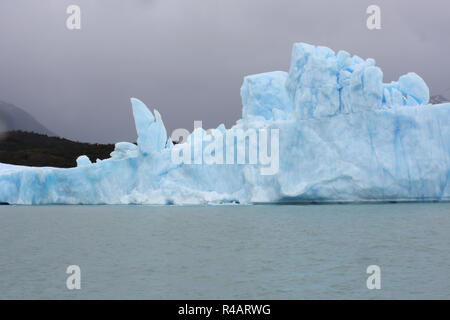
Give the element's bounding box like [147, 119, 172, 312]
[0, 131, 114, 168]
[0, 101, 55, 136]
[430, 95, 449, 104]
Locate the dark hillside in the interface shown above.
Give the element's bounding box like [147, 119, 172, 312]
[0, 131, 114, 168]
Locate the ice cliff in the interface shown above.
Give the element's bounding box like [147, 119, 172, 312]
[1, 43, 449, 204]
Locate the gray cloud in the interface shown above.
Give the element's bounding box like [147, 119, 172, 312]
[0, 0, 449, 143]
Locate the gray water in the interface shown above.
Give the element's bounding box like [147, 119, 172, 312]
[0, 203, 449, 299]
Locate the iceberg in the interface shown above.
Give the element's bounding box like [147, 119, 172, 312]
[1, 43, 449, 205]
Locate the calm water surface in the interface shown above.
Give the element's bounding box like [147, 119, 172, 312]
[0, 203, 449, 299]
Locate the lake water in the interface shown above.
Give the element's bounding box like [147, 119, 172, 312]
[0, 203, 448, 299]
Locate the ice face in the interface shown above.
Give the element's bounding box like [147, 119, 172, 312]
[131, 98, 167, 154]
[241, 71, 292, 121]
[76, 155, 92, 167]
[0, 43, 449, 205]
[110, 142, 139, 160]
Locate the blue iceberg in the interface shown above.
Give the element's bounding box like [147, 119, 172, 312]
[1, 43, 449, 204]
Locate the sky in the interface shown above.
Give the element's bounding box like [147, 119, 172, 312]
[0, 0, 449, 143]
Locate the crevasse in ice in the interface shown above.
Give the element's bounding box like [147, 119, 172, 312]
[1, 43, 449, 204]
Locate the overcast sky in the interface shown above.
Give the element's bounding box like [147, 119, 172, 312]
[0, 0, 449, 143]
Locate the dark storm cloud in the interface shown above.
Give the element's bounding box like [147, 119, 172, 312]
[0, 0, 449, 143]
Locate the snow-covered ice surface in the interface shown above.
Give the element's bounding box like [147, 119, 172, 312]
[1, 43, 449, 205]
